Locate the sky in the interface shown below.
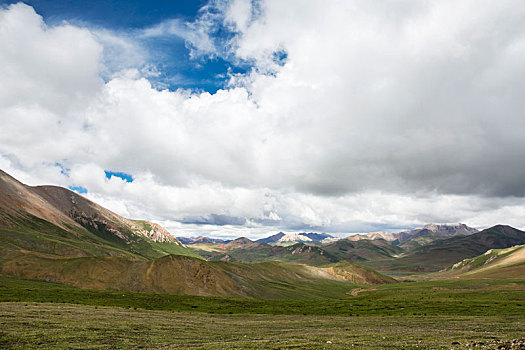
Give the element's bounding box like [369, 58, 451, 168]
[1, 0, 525, 239]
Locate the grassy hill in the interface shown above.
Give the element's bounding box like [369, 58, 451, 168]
[0, 251, 396, 299]
[438, 243, 525, 279]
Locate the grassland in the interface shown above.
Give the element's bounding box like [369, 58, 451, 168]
[2, 276, 525, 317]
[2, 277, 525, 348]
[2, 303, 525, 349]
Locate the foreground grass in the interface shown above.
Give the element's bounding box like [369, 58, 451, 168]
[1, 302, 524, 349]
[2, 277, 525, 348]
[1, 276, 525, 317]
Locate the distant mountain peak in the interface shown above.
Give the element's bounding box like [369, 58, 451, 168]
[226, 237, 254, 247]
[278, 233, 313, 243]
[347, 224, 478, 244]
[257, 232, 334, 245]
[256, 232, 285, 243]
[347, 231, 396, 242]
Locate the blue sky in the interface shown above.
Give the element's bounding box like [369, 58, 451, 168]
[1, 1, 525, 238]
[0, 0, 246, 93]
[0, 0, 204, 27]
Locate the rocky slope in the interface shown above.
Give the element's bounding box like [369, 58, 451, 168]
[0, 169, 196, 260]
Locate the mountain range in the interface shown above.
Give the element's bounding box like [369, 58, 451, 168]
[347, 223, 478, 243]
[0, 169, 394, 297]
[2, 168, 525, 298]
[184, 224, 525, 274]
[177, 236, 231, 245]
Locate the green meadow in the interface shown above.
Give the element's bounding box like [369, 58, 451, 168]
[1, 276, 525, 349]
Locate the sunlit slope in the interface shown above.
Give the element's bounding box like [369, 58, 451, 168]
[0, 252, 395, 299]
[321, 261, 396, 284]
[443, 244, 525, 279]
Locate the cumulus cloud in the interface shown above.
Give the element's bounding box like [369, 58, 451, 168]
[1, 1, 525, 237]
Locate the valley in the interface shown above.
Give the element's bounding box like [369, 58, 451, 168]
[2, 169, 525, 349]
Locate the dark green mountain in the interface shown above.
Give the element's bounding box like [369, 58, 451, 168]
[322, 238, 404, 263]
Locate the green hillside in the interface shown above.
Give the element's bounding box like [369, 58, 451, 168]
[322, 238, 404, 262]
[438, 244, 525, 279]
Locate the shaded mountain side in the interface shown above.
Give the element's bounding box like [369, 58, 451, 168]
[0, 170, 79, 230]
[0, 252, 394, 299]
[256, 232, 285, 243]
[0, 169, 199, 260]
[322, 238, 404, 263]
[366, 225, 525, 273]
[398, 235, 448, 252]
[394, 223, 478, 243]
[177, 236, 230, 244]
[190, 241, 340, 266]
[32, 185, 179, 245]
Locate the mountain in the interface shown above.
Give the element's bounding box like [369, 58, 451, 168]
[0, 169, 199, 260]
[225, 237, 255, 248]
[177, 236, 196, 244]
[398, 235, 445, 252]
[190, 240, 340, 266]
[347, 224, 478, 244]
[394, 223, 478, 243]
[322, 238, 404, 263]
[256, 232, 334, 245]
[443, 244, 525, 279]
[347, 231, 396, 241]
[256, 232, 285, 243]
[299, 232, 334, 241]
[177, 236, 231, 245]
[277, 233, 313, 244]
[369, 225, 525, 273]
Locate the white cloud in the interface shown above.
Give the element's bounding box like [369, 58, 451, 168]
[1, 1, 525, 238]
